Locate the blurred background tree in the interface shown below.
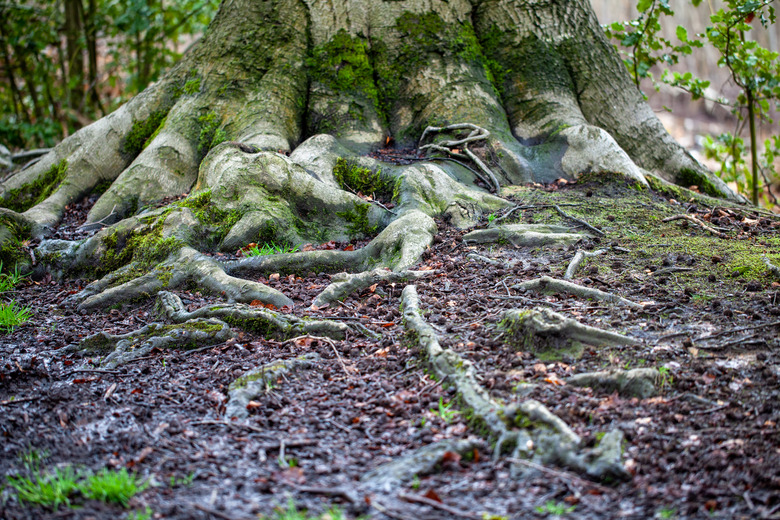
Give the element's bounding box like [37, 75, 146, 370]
[597, 0, 780, 207]
[0, 0, 218, 150]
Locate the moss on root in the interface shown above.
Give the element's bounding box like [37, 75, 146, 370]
[1, 159, 68, 213]
[98, 224, 183, 279]
[332, 158, 393, 199]
[177, 190, 242, 245]
[122, 111, 168, 156]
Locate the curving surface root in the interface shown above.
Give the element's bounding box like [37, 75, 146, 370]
[462, 224, 584, 248]
[226, 353, 321, 420]
[156, 291, 349, 340]
[401, 284, 629, 481]
[67, 318, 234, 369]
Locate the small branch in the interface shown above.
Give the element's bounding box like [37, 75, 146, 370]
[650, 266, 694, 277]
[662, 214, 728, 238]
[398, 492, 483, 519]
[555, 205, 604, 235]
[193, 503, 251, 520]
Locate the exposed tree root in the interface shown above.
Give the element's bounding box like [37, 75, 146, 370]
[156, 291, 350, 340]
[500, 307, 640, 351]
[226, 352, 320, 419]
[462, 224, 583, 248]
[418, 124, 500, 194]
[360, 438, 483, 491]
[565, 249, 607, 280]
[401, 285, 628, 481]
[567, 368, 660, 398]
[311, 268, 436, 308]
[223, 210, 437, 277]
[513, 276, 643, 310]
[763, 256, 780, 278]
[67, 318, 234, 368]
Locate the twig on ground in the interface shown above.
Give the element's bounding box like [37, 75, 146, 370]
[555, 205, 604, 236]
[0, 397, 36, 406]
[189, 420, 270, 435]
[651, 267, 694, 277]
[193, 503, 251, 520]
[508, 458, 615, 494]
[399, 492, 483, 519]
[282, 481, 360, 504]
[662, 214, 728, 238]
[419, 123, 500, 193]
[694, 320, 780, 342]
[66, 368, 125, 376]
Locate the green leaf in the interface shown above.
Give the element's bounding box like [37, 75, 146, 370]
[676, 25, 688, 42]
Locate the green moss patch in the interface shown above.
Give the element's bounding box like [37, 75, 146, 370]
[337, 202, 376, 238]
[122, 111, 167, 156]
[333, 157, 394, 200]
[197, 113, 227, 159]
[177, 190, 242, 244]
[1, 159, 68, 213]
[308, 30, 379, 109]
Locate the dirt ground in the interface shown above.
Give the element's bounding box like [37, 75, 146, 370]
[0, 174, 779, 520]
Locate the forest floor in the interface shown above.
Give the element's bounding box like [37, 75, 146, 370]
[0, 173, 779, 520]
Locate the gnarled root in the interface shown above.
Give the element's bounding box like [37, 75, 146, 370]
[226, 353, 320, 419]
[360, 438, 483, 492]
[568, 368, 660, 399]
[401, 285, 628, 481]
[513, 276, 643, 310]
[68, 318, 234, 368]
[500, 307, 639, 350]
[311, 268, 436, 308]
[157, 291, 349, 340]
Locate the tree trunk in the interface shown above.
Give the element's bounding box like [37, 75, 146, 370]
[0, 0, 748, 481]
[64, 0, 86, 113]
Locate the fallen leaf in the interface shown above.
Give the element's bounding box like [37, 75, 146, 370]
[343, 244, 355, 251]
[422, 489, 442, 502]
[269, 273, 280, 281]
[246, 401, 263, 410]
[368, 283, 378, 292]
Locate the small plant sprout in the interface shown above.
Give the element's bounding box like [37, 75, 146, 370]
[487, 213, 497, 223]
[127, 506, 154, 520]
[6, 465, 81, 509]
[258, 498, 347, 519]
[79, 467, 148, 508]
[535, 500, 576, 517]
[434, 397, 459, 424]
[244, 242, 300, 257]
[657, 506, 677, 519]
[658, 366, 674, 389]
[0, 299, 32, 333]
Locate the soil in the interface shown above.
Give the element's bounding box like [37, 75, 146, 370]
[1, 176, 779, 520]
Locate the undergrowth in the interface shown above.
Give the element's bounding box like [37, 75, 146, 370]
[0, 262, 30, 333]
[333, 157, 393, 200]
[5, 454, 148, 511]
[260, 499, 348, 520]
[244, 242, 300, 257]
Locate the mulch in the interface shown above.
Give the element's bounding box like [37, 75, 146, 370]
[0, 183, 779, 520]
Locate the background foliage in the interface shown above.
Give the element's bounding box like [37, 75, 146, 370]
[0, 0, 218, 150]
